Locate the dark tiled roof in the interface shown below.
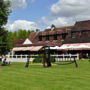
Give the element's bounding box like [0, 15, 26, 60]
[63, 30, 90, 44]
[39, 26, 73, 36]
[16, 41, 61, 47]
[72, 20, 90, 31]
[45, 26, 73, 31]
[28, 32, 38, 43]
[15, 39, 62, 47]
[13, 38, 26, 46]
[14, 26, 73, 47]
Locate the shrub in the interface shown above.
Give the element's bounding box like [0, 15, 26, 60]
[33, 54, 55, 63]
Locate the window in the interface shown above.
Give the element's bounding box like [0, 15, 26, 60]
[62, 34, 66, 39]
[79, 31, 82, 36]
[81, 31, 86, 36]
[54, 34, 57, 40]
[79, 31, 85, 36]
[46, 35, 49, 40]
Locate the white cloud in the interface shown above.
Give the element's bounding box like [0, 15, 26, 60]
[40, 0, 90, 28]
[6, 20, 38, 31]
[5, 0, 27, 9]
[51, 0, 90, 17]
[51, 17, 70, 27]
[5, 0, 90, 29]
[39, 16, 74, 28]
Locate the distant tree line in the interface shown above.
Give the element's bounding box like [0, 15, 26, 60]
[8, 29, 34, 41]
[7, 29, 34, 51]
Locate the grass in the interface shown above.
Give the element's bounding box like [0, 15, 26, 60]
[0, 60, 90, 90]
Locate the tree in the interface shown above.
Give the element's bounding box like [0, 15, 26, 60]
[0, 0, 10, 27]
[0, 0, 11, 55]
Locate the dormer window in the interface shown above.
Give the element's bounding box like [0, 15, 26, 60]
[46, 35, 49, 40]
[54, 34, 57, 40]
[62, 34, 66, 39]
[82, 31, 86, 35]
[79, 31, 82, 36]
[39, 36, 42, 41]
[71, 32, 76, 38]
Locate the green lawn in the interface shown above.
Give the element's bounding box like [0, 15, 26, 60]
[0, 60, 90, 90]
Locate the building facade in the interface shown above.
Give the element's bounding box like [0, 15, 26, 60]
[13, 20, 90, 56]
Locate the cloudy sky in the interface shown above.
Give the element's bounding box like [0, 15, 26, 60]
[6, 0, 90, 31]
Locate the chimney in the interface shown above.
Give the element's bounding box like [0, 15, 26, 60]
[51, 24, 56, 30]
[36, 29, 40, 32]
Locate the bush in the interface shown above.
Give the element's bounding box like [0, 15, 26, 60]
[50, 57, 55, 63]
[33, 54, 55, 63]
[33, 57, 42, 63]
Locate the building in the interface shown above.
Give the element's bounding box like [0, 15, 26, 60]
[12, 20, 90, 56]
[64, 20, 90, 44]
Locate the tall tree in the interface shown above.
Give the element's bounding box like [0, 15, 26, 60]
[0, 0, 10, 27]
[0, 0, 11, 55]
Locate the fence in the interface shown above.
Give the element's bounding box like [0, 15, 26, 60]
[5, 55, 29, 62]
[5, 54, 79, 62]
[51, 54, 79, 62]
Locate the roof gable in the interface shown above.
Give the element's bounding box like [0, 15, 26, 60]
[23, 38, 32, 45]
[72, 20, 90, 31]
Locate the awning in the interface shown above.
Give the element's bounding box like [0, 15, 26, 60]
[12, 46, 43, 51]
[12, 47, 26, 51]
[50, 46, 60, 49]
[50, 43, 90, 50]
[31, 46, 43, 51]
